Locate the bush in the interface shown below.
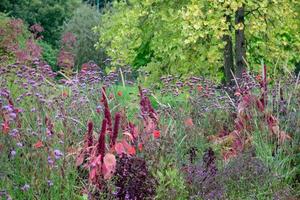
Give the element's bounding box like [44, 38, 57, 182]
[37, 40, 59, 71]
[0, 13, 31, 64]
[0, 0, 81, 46]
[62, 4, 105, 69]
[113, 155, 156, 200]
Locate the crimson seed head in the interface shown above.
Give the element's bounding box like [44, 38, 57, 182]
[87, 121, 94, 147]
[97, 118, 107, 159]
[111, 112, 121, 147]
[101, 87, 112, 132]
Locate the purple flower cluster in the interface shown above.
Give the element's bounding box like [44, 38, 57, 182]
[54, 149, 63, 160]
[21, 184, 30, 191]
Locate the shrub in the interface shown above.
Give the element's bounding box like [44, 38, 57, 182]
[113, 155, 156, 200]
[57, 32, 76, 74]
[0, 14, 43, 65]
[0, 0, 81, 46]
[62, 4, 104, 69]
[37, 40, 58, 71]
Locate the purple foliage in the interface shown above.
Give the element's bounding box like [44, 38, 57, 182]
[113, 155, 156, 200]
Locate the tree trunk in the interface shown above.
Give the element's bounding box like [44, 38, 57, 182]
[223, 15, 234, 84]
[235, 6, 246, 79]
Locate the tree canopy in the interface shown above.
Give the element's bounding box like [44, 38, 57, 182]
[95, 0, 300, 83]
[0, 0, 80, 46]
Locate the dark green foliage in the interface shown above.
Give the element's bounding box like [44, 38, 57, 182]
[0, 0, 80, 46]
[132, 39, 153, 70]
[83, 0, 113, 10]
[37, 40, 59, 70]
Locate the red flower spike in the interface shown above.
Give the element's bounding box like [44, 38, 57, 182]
[110, 112, 121, 147]
[101, 87, 112, 132]
[139, 86, 158, 123]
[128, 122, 138, 139]
[76, 121, 94, 166]
[97, 119, 107, 159]
[87, 121, 94, 148]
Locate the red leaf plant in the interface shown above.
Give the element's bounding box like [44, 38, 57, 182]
[76, 86, 160, 190]
[29, 24, 44, 40]
[138, 86, 160, 140]
[209, 68, 291, 161]
[57, 32, 76, 70]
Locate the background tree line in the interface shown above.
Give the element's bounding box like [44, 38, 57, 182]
[1, 0, 300, 84]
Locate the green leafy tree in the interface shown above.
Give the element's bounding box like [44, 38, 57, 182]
[83, 0, 113, 10]
[95, 0, 300, 84]
[62, 4, 104, 68]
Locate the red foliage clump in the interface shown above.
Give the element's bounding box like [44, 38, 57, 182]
[76, 86, 160, 191]
[57, 32, 76, 69]
[209, 68, 291, 161]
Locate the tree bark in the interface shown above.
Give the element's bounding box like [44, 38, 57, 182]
[235, 5, 246, 79]
[223, 15, 234, 84]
